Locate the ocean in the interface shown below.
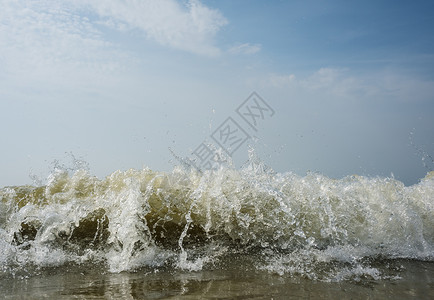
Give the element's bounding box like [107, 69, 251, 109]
[1, 157, 433, 298]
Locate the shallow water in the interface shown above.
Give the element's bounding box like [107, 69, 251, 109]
[1, 260, 433, 299]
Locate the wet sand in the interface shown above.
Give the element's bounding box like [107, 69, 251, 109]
[1, 260, 433, 299]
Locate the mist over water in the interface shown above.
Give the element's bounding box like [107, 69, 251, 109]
[1, 151, 433, 282]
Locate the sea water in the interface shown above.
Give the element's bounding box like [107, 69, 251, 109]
[1, 154, 433, 298]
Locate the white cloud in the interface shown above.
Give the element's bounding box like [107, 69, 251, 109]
[301, 68, 434, 102]
[0, 0, 230, 99]
[260, 68, 434, 103]
[87, 0, 228, 56]
[261, 68, 361, 98]
[300, 68, 372, 99]
[0, 0, 229, 81]
[228, 43, 261, 55]
[0, 1, 122, 76]
[266, 74, 296, 87]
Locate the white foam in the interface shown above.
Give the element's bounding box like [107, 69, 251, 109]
[1, 159, 433, 280]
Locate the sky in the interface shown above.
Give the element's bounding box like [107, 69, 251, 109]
[1, 0, 434, 187]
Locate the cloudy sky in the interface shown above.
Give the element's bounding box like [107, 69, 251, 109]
[1, 0, 433, 186]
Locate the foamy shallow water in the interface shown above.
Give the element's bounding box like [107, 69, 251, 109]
[1, 157, 433, 283]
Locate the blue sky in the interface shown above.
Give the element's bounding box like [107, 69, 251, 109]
[1, 0, 433, 186]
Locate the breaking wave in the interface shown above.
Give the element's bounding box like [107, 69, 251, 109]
[1, 153, 433, 281]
